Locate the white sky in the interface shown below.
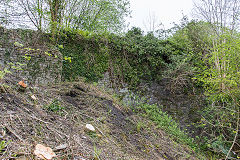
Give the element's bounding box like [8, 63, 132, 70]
[127, 0, 194, 31]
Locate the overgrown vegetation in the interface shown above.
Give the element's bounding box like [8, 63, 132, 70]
[59, 27, 186, 88]
[1, 0, 240, 159]
[57, 19, 240, 158]
[128, 95, 199, 151]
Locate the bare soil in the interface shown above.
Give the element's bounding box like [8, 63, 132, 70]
[0, 75, 200, 160]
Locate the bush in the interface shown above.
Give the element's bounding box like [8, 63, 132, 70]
[59, 27, 186, 88]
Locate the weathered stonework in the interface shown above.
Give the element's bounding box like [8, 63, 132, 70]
[0, 27, 62, 85]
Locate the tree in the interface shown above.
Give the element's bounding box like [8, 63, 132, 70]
[2, 0, 130, 33]
[193, 0, 240, 92]
[198, 31, 240, 159]
[143, 12, 163, 33]
[0, 1, 9, 26]
[193, 0, 240, 33]
[0, 0, 23, 27]
[193, 1, 240, 158]
[16, 0, 45, 30]
[65, 0, 130, 32]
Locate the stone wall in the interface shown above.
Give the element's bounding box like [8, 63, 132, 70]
[98, 71, 204, 137]
[0, 27, 62, 85]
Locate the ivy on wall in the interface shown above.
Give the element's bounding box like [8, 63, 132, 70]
[59, 27, 186, 87]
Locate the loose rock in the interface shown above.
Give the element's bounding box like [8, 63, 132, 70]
[85, 124, 95, 132]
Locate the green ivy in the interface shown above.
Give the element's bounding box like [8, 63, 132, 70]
[59, 27, 185, 87]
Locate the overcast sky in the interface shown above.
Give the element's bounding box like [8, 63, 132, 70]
[127, 0, 194, 31]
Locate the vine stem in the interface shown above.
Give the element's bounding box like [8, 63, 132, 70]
[225, 99, 239, 160]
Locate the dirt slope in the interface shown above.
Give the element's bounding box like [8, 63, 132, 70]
[0, 75, 199, 160]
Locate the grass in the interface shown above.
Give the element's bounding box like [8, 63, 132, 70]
[93, 145, 102, 160]
[89, 80, 210, 158]
[128, 95, 199, 152]
[91, 83, 201, 153]
[141, 104, 197, 150]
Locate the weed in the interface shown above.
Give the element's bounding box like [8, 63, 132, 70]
[44, 99, 65, 115]
[136, 121, 145, 133]
[0, 66, 11, 92]
[0, 140, 10, 153]
[144, 103, 197, 151]
[93, 145, 102, 160]
[87, 132, 97, 139]
[0, 62, 25, 91]
[93, 82, 98, 86]
[0, 68, 11, 81]
[128, 94, 199, 152]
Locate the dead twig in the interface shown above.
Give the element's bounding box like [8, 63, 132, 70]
[225, 108, 239, 159]
[3, 125, 23, 141]
[29, 114, 50, 124]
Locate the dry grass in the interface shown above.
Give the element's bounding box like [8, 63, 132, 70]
[0, 76, 199, 160]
